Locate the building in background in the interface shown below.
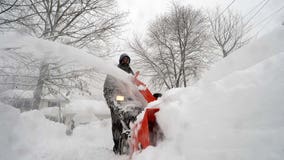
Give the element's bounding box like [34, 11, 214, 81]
[0, 89, 69, 112]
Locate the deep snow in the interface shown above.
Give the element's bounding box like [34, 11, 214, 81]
[0, 27, 284, 160]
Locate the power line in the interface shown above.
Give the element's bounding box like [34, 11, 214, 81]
[252, 4, 284, 36]
[245, 0, 271, 24]
[243, 0, 268, 19]
[254, 4, 284, 27]
[254, 18, 274, 36]
[217, 0, 237, 18]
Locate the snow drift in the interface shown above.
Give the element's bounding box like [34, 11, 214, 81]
[0, 102, 115, 160]
[134, 27, 284, 160]
[0, 27, 284, 160]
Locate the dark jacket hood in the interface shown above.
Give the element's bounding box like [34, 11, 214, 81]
[119, 53, 131, 64]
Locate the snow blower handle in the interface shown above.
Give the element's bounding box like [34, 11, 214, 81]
[134, 71, 140, 79]
[133, 71, 146, 86]
[133, 71, 157, 103]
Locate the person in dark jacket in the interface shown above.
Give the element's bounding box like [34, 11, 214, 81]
[117, 53, 134, 75]
[103, 53, 145, 154]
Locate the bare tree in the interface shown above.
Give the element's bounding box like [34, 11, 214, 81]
[0, 0, 126, 109]
[0, 47, 98, 110]
[0, 0, 126, 48]
[208, 8, 251, 58]
[129, 3, 209, 89]
[32, 59, 96, 110]
[0, 47, 38, 91]
[0, 0, 19, 15]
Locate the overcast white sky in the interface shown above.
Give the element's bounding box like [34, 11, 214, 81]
[117, 0, 284, 39]
[110, 0, 284, 61]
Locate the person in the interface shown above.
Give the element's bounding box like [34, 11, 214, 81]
[103, 53, 146, 154]
[117, 53, 134, 75]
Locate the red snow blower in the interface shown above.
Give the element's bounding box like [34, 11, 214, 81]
[131, 72, 164, 152]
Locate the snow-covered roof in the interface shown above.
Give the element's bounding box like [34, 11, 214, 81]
[0, 89, 68, 102]
[0, 89, 33, 99]
[41, 94, 68, 101]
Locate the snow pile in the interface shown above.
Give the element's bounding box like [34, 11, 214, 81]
[133, 27, 284, 160]
[0, 27, 283, 160]
[39, 99, 110, 122]
[65, 100, 110, 124]
[0, 103, 20, 160]
[0, 103, 116, 160]
[203, 27, 284, 82]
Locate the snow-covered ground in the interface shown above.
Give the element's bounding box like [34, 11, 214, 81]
[1, 26, 284, 160]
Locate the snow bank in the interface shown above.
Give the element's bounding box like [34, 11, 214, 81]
[133, 27, 284, 160]
[39, 99, 110, 121]
[0, 103, 116, 160]
[0, 102, 20, 160]
[65, 100, 110, 124]
[203, 27, 284, 82]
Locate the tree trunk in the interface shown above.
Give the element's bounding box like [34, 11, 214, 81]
[32, 63, 48, 110]
[182, 67, 187, 87]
